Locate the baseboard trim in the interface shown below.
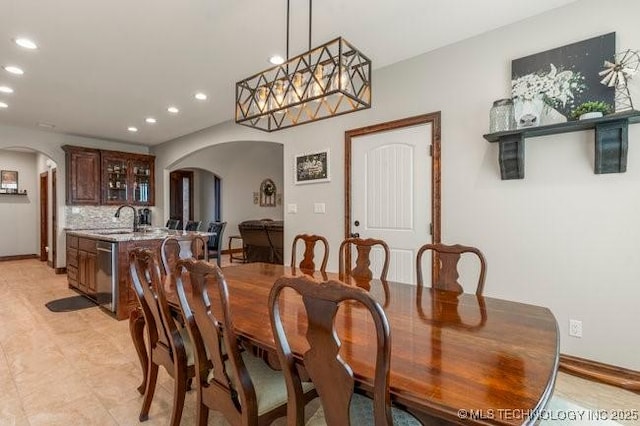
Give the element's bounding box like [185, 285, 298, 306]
[47, 260, 54, 268]
[560, 354, 640, 393]
[55, 267, 67, 274]
[0, 254, 38, 262]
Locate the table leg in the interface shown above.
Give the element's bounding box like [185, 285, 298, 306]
[129, 307, 148, 395]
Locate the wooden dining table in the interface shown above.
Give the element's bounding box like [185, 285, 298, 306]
[129, 262, 559, 426]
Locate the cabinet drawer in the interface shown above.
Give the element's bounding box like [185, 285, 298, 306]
[67, 248, 78, 267]
[67, 235, 79, 248]
[79, 237, 97, 253]
[67, 266, 78, 285]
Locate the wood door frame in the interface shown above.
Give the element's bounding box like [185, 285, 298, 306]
[51, 168, 57, 269]
[344, 112, 441, 277]
[169, 170, 195, 223]
[39, 172, 48, 261]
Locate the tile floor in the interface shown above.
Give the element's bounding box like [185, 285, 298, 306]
[0, 258, 638, 425]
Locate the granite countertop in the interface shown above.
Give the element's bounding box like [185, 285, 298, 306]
[66, 228, 213, 242]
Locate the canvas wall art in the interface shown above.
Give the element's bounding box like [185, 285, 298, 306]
[511, 32, 615, 128]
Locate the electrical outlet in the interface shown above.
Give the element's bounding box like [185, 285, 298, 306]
[569, 319, 582, 338]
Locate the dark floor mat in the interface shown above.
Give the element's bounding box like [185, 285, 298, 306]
[45, 295, 97, 312]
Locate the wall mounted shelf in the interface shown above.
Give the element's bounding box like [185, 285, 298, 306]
[483, 110, 640, 180]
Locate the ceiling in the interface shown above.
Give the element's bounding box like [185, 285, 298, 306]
[0, 0, 578, 146]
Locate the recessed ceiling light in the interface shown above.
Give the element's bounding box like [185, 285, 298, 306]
[145, 117, 157, 124]
[269, 55, 285, 65]
[14, 38, 38, 50]
[0, 86, 13, 94]
[37, 122, 56, 129]
[167, 106, 179, 114]
[0, 102, 8, 109]
[3, 66, 24, 75]
[127, 126, 138, 132]
[194, 92, 207, 101]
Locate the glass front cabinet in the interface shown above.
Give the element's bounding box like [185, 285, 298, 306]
[102, 152, 154, 205]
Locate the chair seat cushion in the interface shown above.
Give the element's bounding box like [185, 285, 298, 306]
[306, 394, 420, 426]
[226, 352, 314, 415]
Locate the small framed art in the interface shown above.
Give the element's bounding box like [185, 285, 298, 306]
[294, 150, 330, 184]
[1, 170, 18, 190]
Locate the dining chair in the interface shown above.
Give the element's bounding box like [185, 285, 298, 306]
[268, 275, 420, 426]
[166, 218, 181, 230]
[129, 247, 195, 426]
[173, 258, 316, 426]
[338, 237, 390, 281]
[206, 221, 227, 266]
[416, 243, 487, 295]
[161, 235, 208, 277]
[290, 233, 329, 272]
[185, 220, 202, 231]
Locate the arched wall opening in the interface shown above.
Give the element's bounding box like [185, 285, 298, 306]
[161, 140, 284, 245]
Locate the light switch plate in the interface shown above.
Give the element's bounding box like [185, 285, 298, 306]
[71, 207, 80, 214]
[314, 203, 326, 214]
[287, 203, 298, 214]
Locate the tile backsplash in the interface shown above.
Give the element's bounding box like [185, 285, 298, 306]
[65, 206, 156, 230]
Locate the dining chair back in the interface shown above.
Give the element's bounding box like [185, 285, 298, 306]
[416, 243, 487, 295]
[174, 259, 313, 425]
[269, 275, 419, 426]
[185, 220, 202, 231]
[161, 235, 208, 277]
[166, 218, 181, 230]
[129, 247, 194, 425]
[290, 234, 329, 272]
[206, 221, 227, 266]
[338, 237, 390, 281]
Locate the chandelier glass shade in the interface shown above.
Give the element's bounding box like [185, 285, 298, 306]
[235, 37, 371, 132]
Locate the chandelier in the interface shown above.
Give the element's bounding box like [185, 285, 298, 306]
[235, 1, 371, 132]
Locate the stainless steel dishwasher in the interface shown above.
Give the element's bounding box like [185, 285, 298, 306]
[96, 240, 118, 312]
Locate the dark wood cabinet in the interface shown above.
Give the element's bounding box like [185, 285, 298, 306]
[63, 146, 101, 205]
[67, 234, 98, 296]
[66, 234, 79, 289]
[77, 237, 97, 296]
[63, 145, 155, 206]
[102, 151, 155, 206]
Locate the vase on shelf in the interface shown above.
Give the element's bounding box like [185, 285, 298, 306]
[489, 99, 516, 133]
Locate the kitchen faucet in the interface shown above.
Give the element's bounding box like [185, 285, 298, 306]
[115, 204, 139, 232]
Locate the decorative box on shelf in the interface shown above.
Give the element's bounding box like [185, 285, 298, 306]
[482, 110, 640, 180]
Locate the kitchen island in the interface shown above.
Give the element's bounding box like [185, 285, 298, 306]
[66, 229, 210, 320]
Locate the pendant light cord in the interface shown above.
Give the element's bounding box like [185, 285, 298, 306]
[284, 0, 312, 60]
[308, 0, 312, 52]
[286, 0, 290, 60]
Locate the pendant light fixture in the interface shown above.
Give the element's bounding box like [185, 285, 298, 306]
[235, 0, 371, 132]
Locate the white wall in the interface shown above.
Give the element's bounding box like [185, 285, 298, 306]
[199, 170, 218, 224]
[154, 0, 640, 370]
[0, 150, 38, 257]
[0, 123, 150, 267]
[167, 141, 284, 240]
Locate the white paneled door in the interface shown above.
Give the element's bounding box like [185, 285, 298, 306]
[351, 123, 432, 284]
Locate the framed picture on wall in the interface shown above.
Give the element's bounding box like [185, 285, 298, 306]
[511, 32, 615, 128]
[294, 149, 330, 184]
[1, 170, 18, 190]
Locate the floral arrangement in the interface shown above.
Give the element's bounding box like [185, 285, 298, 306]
[512, 64, 585, 111]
